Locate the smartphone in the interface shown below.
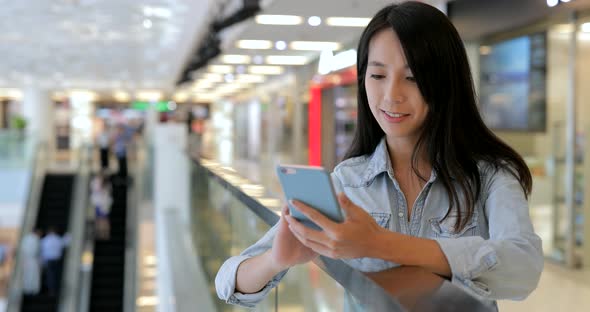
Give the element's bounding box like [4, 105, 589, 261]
[276, 164, 344, 230]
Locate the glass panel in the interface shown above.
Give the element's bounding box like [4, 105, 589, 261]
[485, 21, 573, 264]
[576, 15, 590, 267]
[190, 164, 361, 312]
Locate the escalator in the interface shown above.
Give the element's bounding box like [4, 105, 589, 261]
[88, 176, 128, 312]
[20, 174, 75, 312]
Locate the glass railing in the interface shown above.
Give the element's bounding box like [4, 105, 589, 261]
[0, 131, 36, 169]
[190, 159, 495, 312]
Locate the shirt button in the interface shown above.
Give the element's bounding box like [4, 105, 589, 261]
[398, 212, 404, 218]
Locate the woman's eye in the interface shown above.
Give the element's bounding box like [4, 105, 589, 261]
[406, 76, 416, 82]
[370, 74, 385, 80]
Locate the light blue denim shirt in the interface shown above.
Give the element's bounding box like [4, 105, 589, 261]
[216, 138, 543, 308]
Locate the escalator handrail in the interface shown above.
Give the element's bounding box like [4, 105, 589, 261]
[58, 144, 92, 312]
[5, 140, 47, 312]
[123, 139, 142, 312]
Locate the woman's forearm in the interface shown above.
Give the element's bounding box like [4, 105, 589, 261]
[235, 250, 285, 294]
[372, 231, 451, 277]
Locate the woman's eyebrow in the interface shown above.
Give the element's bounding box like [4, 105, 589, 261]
[368, 61, 410, 69]
[368, 60, 386, 67]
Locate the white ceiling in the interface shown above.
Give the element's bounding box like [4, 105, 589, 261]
[0, 0, 446, 98]
[0, 0, 210, 92]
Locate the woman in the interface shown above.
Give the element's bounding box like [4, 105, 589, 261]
[216, 1, 543, 308]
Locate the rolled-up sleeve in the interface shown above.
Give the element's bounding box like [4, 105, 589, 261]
[215, 223, 288, 308]
[435, 169, 543, 300]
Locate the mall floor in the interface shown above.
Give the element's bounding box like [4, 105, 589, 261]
[499, 262, 590, 312]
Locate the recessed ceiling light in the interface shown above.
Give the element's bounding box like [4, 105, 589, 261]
[136, 90, 162, 101]
[308, 16, 322, 26]
[235, 74, 266, 83]
[208, 65, 233, 74]
[173, 92, 189, 102]
[143, 6, 172, 19]
[203, 73, 223, 82]
[224, 73, 235, 82]
[143, 19, 153, 29]
[221, 55, 251, 64]
[255, 15, 303, 25]
[236, 40, 273, 50]
[546, 0, 558, 7]
[248, 66, 284, 75]
[113, 91, 130, 102]
[326, 17, 371, 27]
[290, 41, 341, 51]
[265, 55, 307, 65]
[275, 41, 287, 50]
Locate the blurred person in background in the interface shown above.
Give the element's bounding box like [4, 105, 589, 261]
[40, 227, 64, 296]
[21, 229, 42, 296]
[91, 171, 113, 240]
[113, 124, 130, 181]
[0, 240, 8, 288]
[97, 121, 111, 171]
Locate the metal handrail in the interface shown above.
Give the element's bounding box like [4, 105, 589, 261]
[5, 140, 47, 312]
[58, 144, 92, 312]
[123, 140, 142, 312]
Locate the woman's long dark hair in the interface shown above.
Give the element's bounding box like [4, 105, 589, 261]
[344, 1, 532, 231]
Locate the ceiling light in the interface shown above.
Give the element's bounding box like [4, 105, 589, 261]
[582, 23, 590, 33]
[143, 19, 153, 29]
[193, 93, 219, 102]
[290, 41, 341, 51]
[221, 55, 251, 64]
[173, 92, 189, 102]
[235, 74, 266, 83]
[326, 17, 371, 27]
[236, 40, 273, 49]
[203, 73, 223, 82]
[143, 6, 172, 19]
[0, 88, 23, 100]
[194, 80, 214, 89]
[208, 65, 233, 74]
[547, 0, 558, 7]
[113, 91, 130, 102]
[265, 55, 307, 65]
[248, 65, 284, 75]
[275, 41, 287, 50]
[308, 16, 322, 26]
[136, 90, 162, 101]
[69, 90, 98, 102]
[255, 15, 303, 25]
[224, 73, 235, 82]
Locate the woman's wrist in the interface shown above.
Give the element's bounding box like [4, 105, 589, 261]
[265, 249, 290, 274]
[370, 229, 400, 262]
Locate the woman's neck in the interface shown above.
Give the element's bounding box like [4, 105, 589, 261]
[386, 136, 431, 178]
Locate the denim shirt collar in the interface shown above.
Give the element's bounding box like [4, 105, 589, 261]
[363, 137, 437, 184]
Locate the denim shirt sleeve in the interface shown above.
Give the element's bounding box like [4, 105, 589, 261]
[214, 222, 288, 308]
[434, 169, 543, 300]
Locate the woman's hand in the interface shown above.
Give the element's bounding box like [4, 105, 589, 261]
[270, 205, 319, 271]
[285, 193, 386, 259]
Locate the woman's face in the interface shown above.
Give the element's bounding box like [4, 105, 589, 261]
[364, 28, 428, 144]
